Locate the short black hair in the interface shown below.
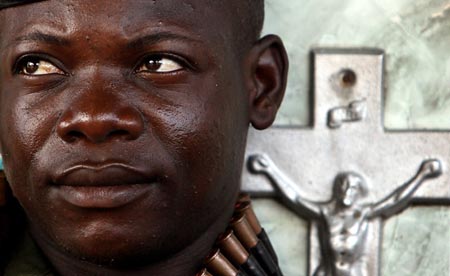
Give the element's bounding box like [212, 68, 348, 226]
[241, 0, 265, 40]
[230, 0, 265, 48]
[0, 0, 265, 51]
[0, 0, 44, 10]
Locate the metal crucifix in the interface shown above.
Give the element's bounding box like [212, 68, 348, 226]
[241, 49, 450, 276]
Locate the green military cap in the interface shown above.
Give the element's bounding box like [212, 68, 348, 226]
[0, 0, 44, 9]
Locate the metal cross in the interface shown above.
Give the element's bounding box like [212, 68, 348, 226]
[241, 48, 450, 276]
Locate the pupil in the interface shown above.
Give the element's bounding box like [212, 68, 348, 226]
[146, 58, 162, 71]
[25, 61, 39, 74]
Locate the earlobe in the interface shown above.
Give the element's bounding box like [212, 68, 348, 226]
[247, 35, 289, 130]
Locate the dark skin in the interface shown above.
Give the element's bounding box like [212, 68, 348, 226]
[0, 0, 288, 275]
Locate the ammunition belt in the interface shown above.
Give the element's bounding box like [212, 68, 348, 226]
[198, 195, 283, 276]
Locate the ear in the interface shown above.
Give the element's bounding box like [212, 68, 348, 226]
[245, 35, 289, 130]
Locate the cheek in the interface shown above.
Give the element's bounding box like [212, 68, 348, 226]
[0, 91, 60, 201]
[150, 83, 248, 208]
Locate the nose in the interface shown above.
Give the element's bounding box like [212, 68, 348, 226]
[57, 94, 144, 144]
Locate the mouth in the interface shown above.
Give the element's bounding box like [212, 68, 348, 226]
[52, 162, 158, 209]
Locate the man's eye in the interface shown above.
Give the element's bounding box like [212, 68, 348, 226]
[17, 57, 64, 76]
[136, 56, 183, 73]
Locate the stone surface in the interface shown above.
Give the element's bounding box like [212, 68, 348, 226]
[382, 206, 450, 276]
[253, 199, 308, 276]
[253, 1, 450, 275]
[264, 0, 450, 129]
[254, 200, 450, 276]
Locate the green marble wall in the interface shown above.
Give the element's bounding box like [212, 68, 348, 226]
[265, 0, 450, 128]
[254, 201, 450, 276]
[254, 1, 450, 275]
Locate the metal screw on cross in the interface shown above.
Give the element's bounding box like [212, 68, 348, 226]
[241, 49, 450, 276]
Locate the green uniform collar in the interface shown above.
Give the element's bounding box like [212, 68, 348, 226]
[4, 232, 54, 276]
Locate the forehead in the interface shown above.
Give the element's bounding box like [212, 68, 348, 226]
[0, 0, 235, 47]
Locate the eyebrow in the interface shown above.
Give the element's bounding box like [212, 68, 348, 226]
[127, 32, 199, 49]
[14, 31, 70, 46]
[7, 31, 198, 50]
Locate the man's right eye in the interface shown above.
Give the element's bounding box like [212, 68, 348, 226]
[15, 57, 65, 76]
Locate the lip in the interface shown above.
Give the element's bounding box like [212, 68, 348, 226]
[56, 184, 154, 209]
[54, 162, 152, 186]
[53, 162, 157, 209]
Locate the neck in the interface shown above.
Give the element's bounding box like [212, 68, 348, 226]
[29, 207, 234, 276]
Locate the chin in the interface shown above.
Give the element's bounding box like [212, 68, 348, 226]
[30, 209, 197, 268]
[58, 228, 184, 267]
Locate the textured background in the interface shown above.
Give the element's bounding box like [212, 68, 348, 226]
[253, 1, 450, 275]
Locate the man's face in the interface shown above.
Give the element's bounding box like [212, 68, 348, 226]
[0, 0, 250, 263]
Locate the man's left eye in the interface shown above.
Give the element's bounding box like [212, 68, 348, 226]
[136, 55, 183, 73]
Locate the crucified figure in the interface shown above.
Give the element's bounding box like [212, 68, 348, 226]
[248, 155, 442, 276]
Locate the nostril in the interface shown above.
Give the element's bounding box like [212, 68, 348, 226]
[57, 104, 145, 143]
[63, 130, 87, 143]
[67, 131, 86, 139]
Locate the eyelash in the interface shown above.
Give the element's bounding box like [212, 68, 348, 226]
[13, 54, 66, 76]
[12, 53, 195, 77]
[134, 53, 194, 74]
